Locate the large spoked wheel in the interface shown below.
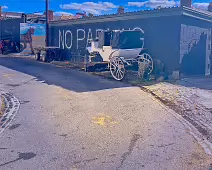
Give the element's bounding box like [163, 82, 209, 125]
[137, 53, 154, 75]
[110, 57, 125, 81]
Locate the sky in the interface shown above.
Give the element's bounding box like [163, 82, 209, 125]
[1, 0, 211, 16]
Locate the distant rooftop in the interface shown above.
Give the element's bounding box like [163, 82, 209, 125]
[1, 12, 25, 19]
[1, 5, 211, 23]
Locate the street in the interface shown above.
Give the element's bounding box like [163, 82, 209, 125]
[0, 56, 211, 170]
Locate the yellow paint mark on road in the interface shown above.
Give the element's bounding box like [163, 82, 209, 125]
[92, 114, 119, 127]
[0, 95, 5, 116]
[2, 73, 15, 78]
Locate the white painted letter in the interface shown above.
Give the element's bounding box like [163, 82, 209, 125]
[59, 30, 65, 49]
[77, 29, 85, 49]
[96, 29, 103, 40]
[65, 30, 72, 49]
[86, 29, 93, 47]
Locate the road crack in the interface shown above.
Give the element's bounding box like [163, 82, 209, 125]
[73, 157, 98, 166]
[117, 134, 141, 170]
[157, 143, 175, 148]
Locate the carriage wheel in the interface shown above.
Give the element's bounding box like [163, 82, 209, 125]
[50, 51, 56, 61]
[137, 53, 153, 75]
[41, 53, 47, 62]
[110, 57, 125, 81]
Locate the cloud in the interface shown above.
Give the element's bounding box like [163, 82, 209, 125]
[2, 5, 8, 9]
[128, 2, 146, 7]
[54, 11, 74, 16]
[128, 0, 178, 8]
[146, 0, 176, 8]
[129, 1, 211, 10]
[193, 2, 209, 10]
[60, 2, 117, 15]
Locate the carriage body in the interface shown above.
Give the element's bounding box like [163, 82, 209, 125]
[87, 30, 153, 81]
[87, 30, 144, 61]
[89, 43, 142, 62]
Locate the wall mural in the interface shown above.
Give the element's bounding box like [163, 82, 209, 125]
[20, 23, 46, 55]
[180, 24, 211, 75]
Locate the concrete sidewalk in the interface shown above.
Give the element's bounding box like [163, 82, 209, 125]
[144, 79, 212, 146]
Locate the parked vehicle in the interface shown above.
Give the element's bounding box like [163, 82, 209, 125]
[34, 47, 62, 62]
[0, 37, 19, 55]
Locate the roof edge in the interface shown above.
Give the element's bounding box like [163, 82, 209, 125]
[182, 6, 212, 18]
[50, 7, 182, 25]
[182, 6, 212, 22]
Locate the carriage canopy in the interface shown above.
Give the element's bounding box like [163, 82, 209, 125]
[98, 30, 144, 49]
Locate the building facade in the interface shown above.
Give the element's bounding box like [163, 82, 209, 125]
[48, 7, 211, 75]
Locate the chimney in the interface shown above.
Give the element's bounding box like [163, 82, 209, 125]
[44, 10, 54, 21]
[208, 2, 212, 12]
[118, 6, 124, 14]
[180, 0, 192, 7]
[21, 13, 27, 23]
[0, 6, 2, 17]
[48, 10, 54, 21]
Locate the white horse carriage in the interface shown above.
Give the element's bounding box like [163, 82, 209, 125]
[87, 30, 154, 81]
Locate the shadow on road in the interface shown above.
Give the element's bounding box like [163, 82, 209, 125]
[0, 152, 36, 167]
[0, 56, 131, 93]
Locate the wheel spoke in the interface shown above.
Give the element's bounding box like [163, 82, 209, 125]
[137, 53, 154, 75]
[111, 62, 117, 69]
[111, 67, 116, 71]
[110, 57, 125, 80]
[119, 69, 124, 74]
[116, 70, 119, 79]
[118, 70, 124, 78]
[117, 70, 121, 79]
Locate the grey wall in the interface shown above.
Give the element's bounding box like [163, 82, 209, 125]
[49, 15, 181, 72]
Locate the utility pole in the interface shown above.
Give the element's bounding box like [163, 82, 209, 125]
[45, 0, 49, 47]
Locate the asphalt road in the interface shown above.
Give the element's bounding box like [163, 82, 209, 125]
[0, 56, 211, 170]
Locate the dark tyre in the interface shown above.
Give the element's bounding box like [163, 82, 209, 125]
[20, 44, 24, 52]
[15, 46, 20, 53]
[35, 53, 40, 61]
[50, 52, 56, 61]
